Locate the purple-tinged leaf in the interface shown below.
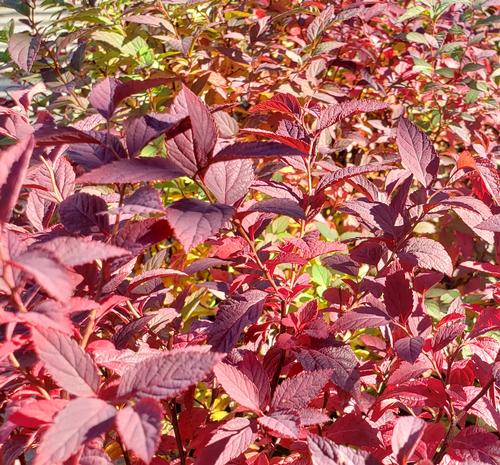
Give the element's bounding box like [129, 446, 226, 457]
[397, 117, 439, 188]
[184, 257, 230, 275]
[213, 141, 305, 162]
[340, 199, 399, 238]
[34, 398, 116, 465]
[203, 159, 254, 205]
[116, 398, 163, 464]
[34, 126, 101, 146]
[271, 370, 332, 412]
[117, 347, 224, 399]
[307, 5, 336, 42]
[0, 134, 34, 223]
[250, 93, 301, 116]
[59, 192, 109, 235]
[165, 198, 233, 251]
[258, 412, 300, 439]
[325, 413, 381, 448]
[195, 417, 257, 465]
[316, 162, 394, 192]
[89, 77, 173, 119]
[317, 99, 388, 132]
[247, 198, 305, 220]
[11, 251, 76, 302]
[332, 303, 391, 332]
[207, 290, 267, 353]
[399, 237, 453, 276]
[36, 236, 130, 267]
[323, 255, 360, 276]
[127, 269, 186, 294]
[8, 33, 41, 72]
[307, 434, 381, 465]
[79, 446, 113, 465]
[473, 157, 500, 206]
[391, 416, 426, 465]
[477, 214, 500, 232]
[214, 362, 266, 413]
[77, 157, 186, 184]
[433, 320, 465, 351]
[240, 128, 310, 153]
[384, 271, 414, 322]
[448, 426, 500, 465]
[394, 337, 423, 363]
[124, 113, 186, 157]
[166, 85, 217, 176]
[31, 327, 100, 397]
[294, 346, 359, 392]
[286, 233, 346, 259]
[26, 156, 75, 203]
[109, 186, 164, 216]
[251, 180, 303, 202]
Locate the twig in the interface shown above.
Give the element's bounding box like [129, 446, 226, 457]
[169, 401, 186, 465]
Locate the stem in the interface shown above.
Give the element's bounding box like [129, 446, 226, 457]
[80, 309, 97, 348]
[169, 401, 186, 465]
[117, 435, 132, 465]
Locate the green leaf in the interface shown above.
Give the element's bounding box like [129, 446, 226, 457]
[462, 63, 484, 72]
[406, 32, 428, 45]
[475, 15, 500, 26]
[0, 0, 30, 16]
[311, 263, 331, 288]
[413, 58, 433, 76]
[397, 5, 426, 22]
[435, 67, 455, 78]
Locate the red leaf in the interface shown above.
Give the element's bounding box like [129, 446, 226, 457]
[470, 307, 500, 339]
[116, 398, 163, 464]
[448, 426, 500, 465]
[34, 398, 116, 465]
[214, 362, 267, 413]
[250, 93, 301, 116]
[240, 128, 310, 153]
[307, 434, 381, 465]
[384, 271, 414, 322]
[203, 159, 254, 205]
[213, 141, 305, 162]
[317, 99, 388, 132]
[391, 416, 426, 465]
[59, 192, 109, 235]
[195, 417, 257, 465]
[332, 303, 391, 332]
[207, 290, 267, 353]
[247, 198, 305, 220]
[31, 328, 100, 397]
[10, 399, 68, 428]
[271, 370, 332, 412]
[399, 237, 453, 276]
[77, 157, 186, 184]
[36, 236, 130, 267]
[89, 77, 173, 119]
[166, 85, 218, 176]
[394, 337, 424, 363]
[325, 413, 380, 448]
[258, 412, 300, 439]
[165, 198, 234, 251]
[0, 135, 34, 223]
[117, 347, 224, 399]
[396, 117, 439, 188]
[8, 33, 41, 72]
[317, 163, 394, 192]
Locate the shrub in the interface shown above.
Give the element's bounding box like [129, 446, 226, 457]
[0, 2, 499, 465]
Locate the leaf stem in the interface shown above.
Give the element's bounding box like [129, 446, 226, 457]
[169, 401, 186, 465]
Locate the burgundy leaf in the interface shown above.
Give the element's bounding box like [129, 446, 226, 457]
[165, 198, 233, 251]
[477, 214, 500, 232]
[251, 180, 303, 202]
[470, 307, 500, 339]
[399, 237, 453, 276]
[34, 126, 101, 146]
[166, 85, 217, 176]
[250, 93, 301, 116]
[271, 370, 332, 412]
[0, 135, 34, 223]
[332, 304, 391, 332]
[325, 413, 380, 448]
[59, 192, 109, 235]
[214, 362, 266, 413]
[31, 328, 100, 397]
[33, 398, 116, 465]
[307, 434, 381, 465]
[8, 32, 41, 72]
[213, 141, 305, 162]
[394, 337, 424, 363]
[448, 426, 500, 465]
[121, 186, 164, 213]
[433, 320, 465, 351]
[340, 199, 399, 238]
[117, 347, 224, 399]
[294, 346, 359, 392]
[473, 157, 500, 206]
[79, 446, 113, 465]
[240, 128, 310, 153]
[258, 412, 300, 439]
[12, 251, 76, 302]
[203, 159, 254, 205]
[89, 77, 172, 119]
[396, 117, 439, 188]
[116, 398, 163, 464]
[26, 156, 75, 203]
[384, 271, 414, 322]
[195, 417, 257, 465]
[207, 290, 267, 353]
[247, 198, 305, 220]
[127, 269, 186, 294]
[323, 255, 360, 276]
[36, 236, 130, 267]
[391, 416, 426, 465]
[317, 99, 388, 132]
[77, 157, 186, 184]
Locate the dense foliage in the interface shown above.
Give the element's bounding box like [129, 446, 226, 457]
[0, 1, 499, 465]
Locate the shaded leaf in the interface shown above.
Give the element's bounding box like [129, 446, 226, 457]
[317, 100, 388, 132]
[250, 93, 301, 116]
[391, 416, 426, 464]
[384, 271, 414, 322]
[394, 337, 423, 363]
[399, 237, 453, 276]
[8, 33, 41, 72]
[308, 434, 381, 465]
[59, 192, 109, 235]
[214, 141, 305, 162]
[248, 198, 305, 220]
[448, 426, 500, 465]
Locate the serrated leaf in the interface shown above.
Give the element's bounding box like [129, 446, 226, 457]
[448, 426, 500, 465]
[117, 348, 224, 399]
[31, 328, 100, 397]
[250, 93, 301, 116]
[384, 271, 414, 322]
[399, 237, 453, 276]
[116, 398, 163, 464]
[307, 434, 381, 465]
[317, 100, 388, 132]
[59, 192, 109, 235]
[8, 33, 41, 72]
